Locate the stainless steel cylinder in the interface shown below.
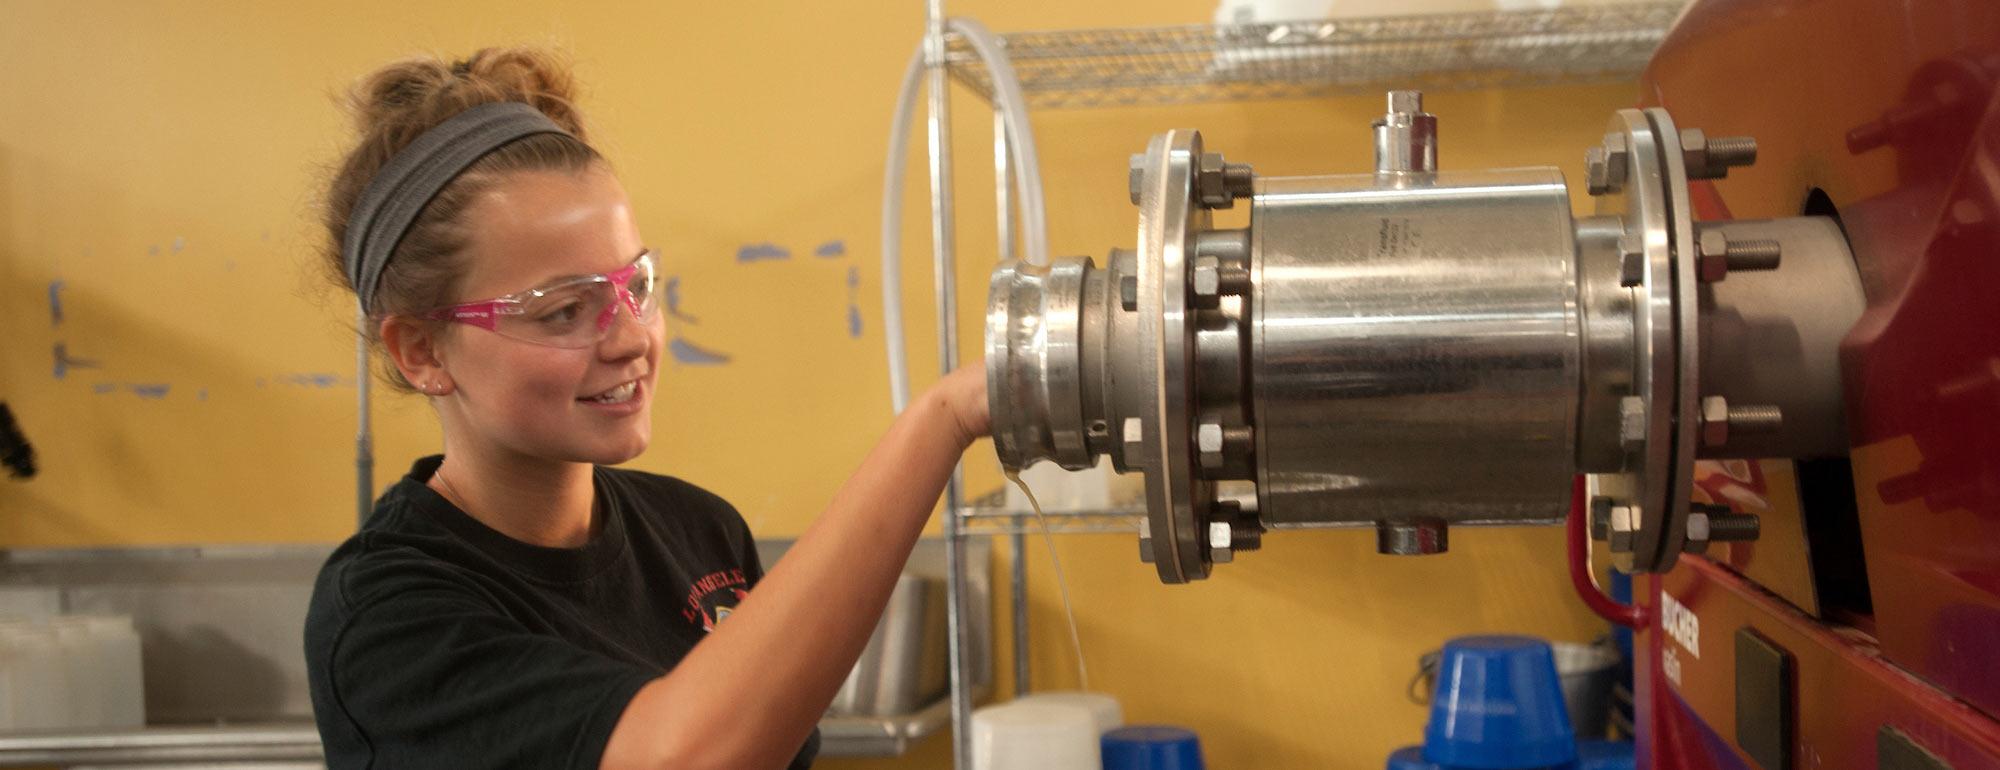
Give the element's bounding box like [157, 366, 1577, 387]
[984, 93, 1866, 582]
[1252, 169, 1580, 529]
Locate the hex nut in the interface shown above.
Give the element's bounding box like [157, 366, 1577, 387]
[1619, 396, 1647, 449]
[1700, 395, 1730, 447]
[1589, 496, 1614, 540]
[1588, 134, 1630, 195]
[1197, 422, 1225, 470]
[1209, 521, 1234, 563]
[1607, 504, 1638, 553]
[1683, 510, 1712, 555]
[1585, 146, 1611, 195]
[1198, 152, 1229, 208]
[1620, 247, 1646, 288]
[1128, 153, 1147, 205]
[1680, 127, 1710, 178]
[1122, 417, 1146, 466]
[1697, 229, 1731, 282]
[1193, 256, 1222, 297]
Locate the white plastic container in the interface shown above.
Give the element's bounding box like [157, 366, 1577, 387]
[1014, 691, 1123, 734]
[970, 700, 1101, 770]
[51, 617, 100, 728]
[0, 614, 144, 731]
[79, 616, 145, 729]
[0, 621, 68, 730]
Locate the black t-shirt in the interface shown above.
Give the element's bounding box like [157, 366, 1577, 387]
[305, 455, 819, 769]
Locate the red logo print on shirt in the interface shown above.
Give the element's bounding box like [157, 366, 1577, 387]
[682, 568, 749, 632]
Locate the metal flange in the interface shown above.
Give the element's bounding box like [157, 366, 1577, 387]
[1585, 108, 1705, 573]
[1131, 129, 1213, 583]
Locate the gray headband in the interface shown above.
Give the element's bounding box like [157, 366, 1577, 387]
[341, 101, 571, 315]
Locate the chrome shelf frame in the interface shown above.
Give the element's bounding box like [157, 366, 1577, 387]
[945, 3, 1681, 109]
[956, 490, 1146, 536]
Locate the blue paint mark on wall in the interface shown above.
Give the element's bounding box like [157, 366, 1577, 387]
[664, 276, 700, 323]
[815, 240, 846, 258]
[198, 389, 208, 401]
[52, 343, 98, 380]
[670, 338, 732, 366]
[845, 266, 863, 339]
[92, 382, 118, 395]
[47, 281, 65, 326]
[171, 236, 186, 254]
[129, 384, 170, 399]
[735, 243, 791, 263]
[274, 373, 346, 388]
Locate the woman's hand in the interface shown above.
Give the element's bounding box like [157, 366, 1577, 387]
[928, 360, 990, 448]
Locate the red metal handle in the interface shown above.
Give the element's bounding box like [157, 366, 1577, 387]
[1569, 475, 1651, 629]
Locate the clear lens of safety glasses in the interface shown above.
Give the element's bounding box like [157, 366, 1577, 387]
[426, 250, 659, 349]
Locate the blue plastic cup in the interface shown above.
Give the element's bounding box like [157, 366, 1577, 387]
[1422, 636, 1577, 769]
[1386, 745, 1442, 770]
[1102, 725, 1204, 770]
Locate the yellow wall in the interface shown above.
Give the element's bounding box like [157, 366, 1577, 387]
[0, 2, 1628, 767]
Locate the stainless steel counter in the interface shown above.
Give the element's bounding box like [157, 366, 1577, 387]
[0, 539, 988, 766]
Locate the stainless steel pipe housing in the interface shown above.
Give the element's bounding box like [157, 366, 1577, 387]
[985, 93, 1863, 582]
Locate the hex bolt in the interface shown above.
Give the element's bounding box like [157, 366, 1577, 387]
[1730, 404, 1784, 434]
[1223, 163, 1255, 198]
[1197, 152, 1238, 209]
[1586, 147, 1611, 195]
[1699, 396, 1731, 446]
[1697, 230, 1783, 282]
[1707, 509, 1762, 542]
[1120, 274, 1139, 311]
[1682, 129, 1758, 180]
[1128, 153, 1147, 205]
[1197, 421, 1226, 470]
[1194, 155, 1255, 210]
[1726, 239, 1782, 271]
[1684, 509, 1712, 555]
[1209, 521, 1235, 563]
[1193, 256, 1222, 299]
[1706, 136, 1759, 169]
[1700, 396, 1783, 447]
[1194, 229, 1250, 262]
[1684, 504, 1760, 555]
[1223, 425, 1254, 453]
[1587, 134, 1630, 195]
[1618, 396, 1647, 449]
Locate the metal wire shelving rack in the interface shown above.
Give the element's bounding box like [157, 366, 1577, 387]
[945, 3, 1680, 109]
[915, 4, 1681, 767]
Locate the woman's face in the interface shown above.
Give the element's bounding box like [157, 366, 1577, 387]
[431, 165, 663, 467]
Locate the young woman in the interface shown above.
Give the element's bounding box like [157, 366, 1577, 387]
[304, 48, 989, 770]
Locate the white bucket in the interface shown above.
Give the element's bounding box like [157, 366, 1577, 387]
[970, 700, 1102, 770]
[1013, 691, 1123, 734]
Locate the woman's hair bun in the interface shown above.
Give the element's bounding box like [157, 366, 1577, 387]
[348, 47, 589, 149]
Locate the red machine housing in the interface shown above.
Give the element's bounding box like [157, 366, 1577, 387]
[1634, 1, 2000, 767]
